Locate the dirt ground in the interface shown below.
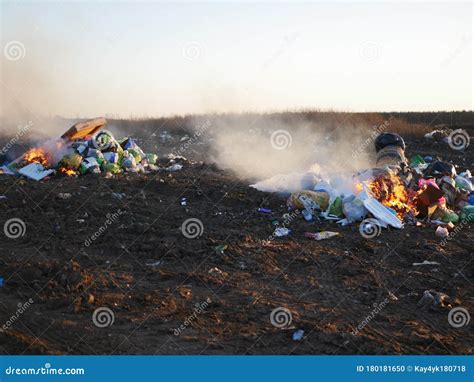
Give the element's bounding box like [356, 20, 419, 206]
[0, 119, 473, 355]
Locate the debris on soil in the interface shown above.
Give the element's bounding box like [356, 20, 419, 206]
[0, 119, 472, 355]
[1, 118, 166, 180]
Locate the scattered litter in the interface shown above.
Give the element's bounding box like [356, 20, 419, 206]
[0, 165, 15, 176]
[413, 260, 441, 266]
[305, 231, 339, 240]
[0, 195, 6, 200]
[18, 163, 54, 181]
[288, 190, 329, 211]
[145, 260, 162, 268]
[112, 192, 126, 200]
[301, 208, 313, 221]
[292, 330, 304, 341]
[0, 277, 4, 287]
[57, 193, 72, 200]
[165, 164, 183, 172]
[417, 290, 450, 308]
[388, 291, 398, 301]
[208, 267, 227, 278]
[214, 244, 228, 255]
[360, 191, 403, 229]
[166, 153, 187, 161]
[435, 226, 449, 238]
[274, 227, 291, 237]
[257, 207, 272, 213]
[181, 198, 187, 206]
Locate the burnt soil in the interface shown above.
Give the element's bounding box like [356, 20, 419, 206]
[0, 125, 473, 355]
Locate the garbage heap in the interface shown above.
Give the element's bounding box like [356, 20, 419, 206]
[0, 118, 181, 181]
[284, 132, 473, 237]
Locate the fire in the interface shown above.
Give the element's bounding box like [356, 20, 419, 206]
[59, 167, 76, 177]
[24, 147, 50, 167]
[367, 173, 417, 219]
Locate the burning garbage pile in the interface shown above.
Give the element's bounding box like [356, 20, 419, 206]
[0, 118, 173, 181]
[268, 132, 473, 238]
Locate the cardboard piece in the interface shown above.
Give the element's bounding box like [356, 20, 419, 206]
[61, 117, 107, 141]
[18, 163, 54, 181]
[359, 189, 403, 229]
[416, 184, 445, 218]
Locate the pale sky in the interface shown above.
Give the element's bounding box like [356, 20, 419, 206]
[1, 1, 472, 118]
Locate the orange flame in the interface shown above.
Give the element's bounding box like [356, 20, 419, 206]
[24, 147, 50, 167]
[367, 173, 417, 219]
[59, 167, 76, 177]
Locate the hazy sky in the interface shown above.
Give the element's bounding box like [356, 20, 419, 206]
[1, 1, 472, 118]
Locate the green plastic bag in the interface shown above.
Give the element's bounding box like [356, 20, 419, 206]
[146, 153, 158, 165]
[102, 163, 121, 174]
[410, 155, 425, 168]
[328, 196, 344, 217]
[127, 148, 142, 163]
[59, 153, 83, 170]
[460, 205, 474, 222]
